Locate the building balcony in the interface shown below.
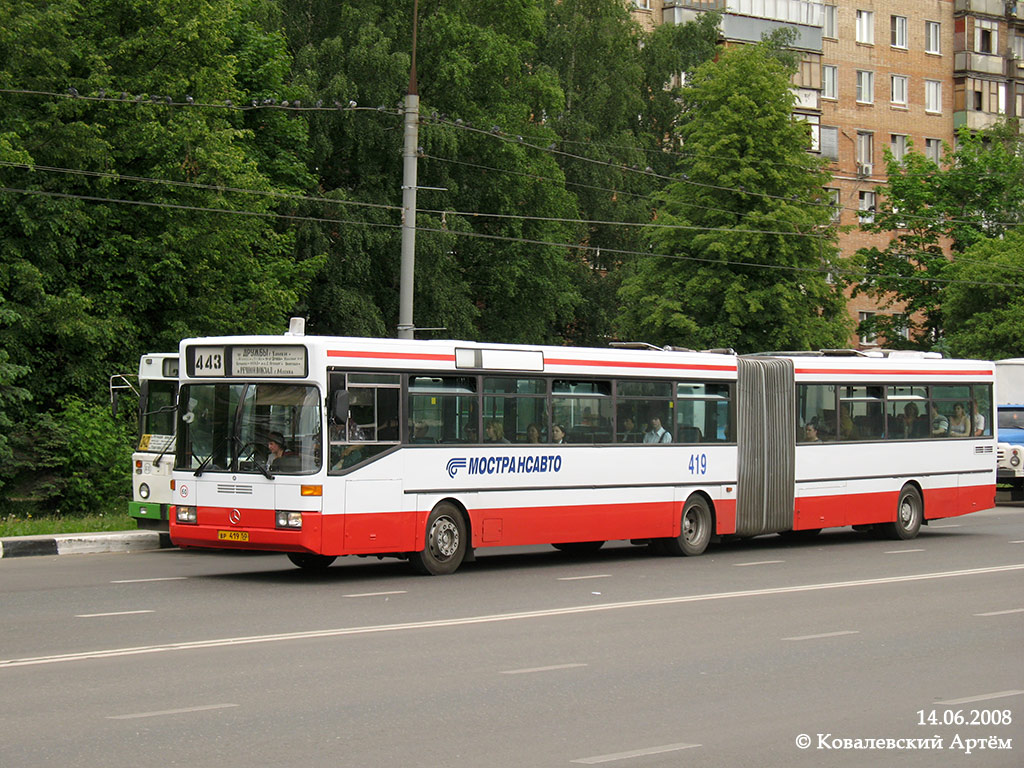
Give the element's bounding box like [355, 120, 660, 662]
[954, 0, 1006, 16]
[954, 109, 1002, 130]
[955, 51, 1007, 76]
[664, 0, 824, 51]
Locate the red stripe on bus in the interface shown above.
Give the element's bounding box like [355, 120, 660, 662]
[546, 358, 736, 372]
[327, 350, 456, 362]
[795, 367, 993, 377]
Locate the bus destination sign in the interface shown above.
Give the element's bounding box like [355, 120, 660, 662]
[232, 345, 307, 377]
[188, 345, 307, 377]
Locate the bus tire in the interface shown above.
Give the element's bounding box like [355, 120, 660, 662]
[881, 485, 923, 540]
[661, 495, 713, 557]
[552, 541, 604, 554]
[287, 553, 337, 570]
[410, 503, 467, 575]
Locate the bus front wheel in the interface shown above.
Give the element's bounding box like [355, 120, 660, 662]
[287, 553, 337, 570]
[661, 495, 713, 557]
[881, 485, 923, 540]
[410, 503, 467, 575]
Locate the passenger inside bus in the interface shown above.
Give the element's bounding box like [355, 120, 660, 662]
[643, 415, 672, 443]
[485, 420, 510, 443]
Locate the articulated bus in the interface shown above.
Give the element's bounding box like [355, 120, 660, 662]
[111, 353, 180, 529]
[168, 326, 996, 574]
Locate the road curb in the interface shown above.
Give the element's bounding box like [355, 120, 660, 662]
[0, 531, 173, 559]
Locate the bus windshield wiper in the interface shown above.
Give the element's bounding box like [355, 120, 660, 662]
[233, 435, 274, 480]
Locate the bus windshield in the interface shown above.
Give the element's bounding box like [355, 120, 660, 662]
[139, 379, 178, 451]
[177, 383, 322, 475]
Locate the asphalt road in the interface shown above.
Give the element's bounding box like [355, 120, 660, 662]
[2, 505, 1022, 768]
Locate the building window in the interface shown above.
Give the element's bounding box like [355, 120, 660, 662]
[823, 5, 837, 39]
[970, 78, 1007, 114]
[975, 19, 997, 54]
[856, 70, 875, 103]
[820, 126, 839, 160]
[925, 138, 942, 164]
[856, 10, 874, 44]
[857, 131, 874, 172]
[891, 75, 908, 106]
[925, 21, 941, 54]
[891, 15, 907, 49]
[859, 311, 877, 344]
[823, 65, 838, 100]
[891, 134, 908, 162]
[826, 187, 841, 223]
[925, 79, 942, 113]
[1014, 34, 1024, 61]
[633, 0, 651, 9]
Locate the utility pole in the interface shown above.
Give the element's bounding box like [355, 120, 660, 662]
[397, 0, 419, 340]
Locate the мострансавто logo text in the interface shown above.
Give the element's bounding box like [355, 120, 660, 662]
[447, 455, 562, 479]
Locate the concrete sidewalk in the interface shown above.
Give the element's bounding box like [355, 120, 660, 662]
[0, 530, 173, 559]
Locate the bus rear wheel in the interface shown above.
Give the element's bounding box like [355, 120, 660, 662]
[661, 495, 712, 557]
[287, 553, 337, 570]
[881, 485, 923, 540]
[410, 503, 467, 575]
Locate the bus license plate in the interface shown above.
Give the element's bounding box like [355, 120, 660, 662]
[217, 530, 249, 542]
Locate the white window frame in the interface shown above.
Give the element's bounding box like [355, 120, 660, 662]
[925, 138, 942, 164]
[856, 10, 874, 45]
[891, 15, 908, 49]
[857, 130, 874, 170]
[891, 74, 908, 106]
[1014, 34, 1024, 61]
[823, 65, 838, 100]
[823, 5, 838, 39]
[925, 21, 941, 54]
[856, 70, 875, 104]
[925, 79, 942, 113]
[890, 134, 908, 162]
[826, 187, 841, 223]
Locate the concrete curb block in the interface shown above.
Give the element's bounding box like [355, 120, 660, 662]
[0, 531, 173, 559]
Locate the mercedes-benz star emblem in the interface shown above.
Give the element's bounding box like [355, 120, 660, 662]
[229, 509, 242, 525]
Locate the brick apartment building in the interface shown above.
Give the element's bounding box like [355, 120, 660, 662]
[630, 0, 1024, 349]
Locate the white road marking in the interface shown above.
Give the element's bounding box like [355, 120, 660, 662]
[110, 577, 187, 584]
[734, 560, 784, 567]
[936, 691, 1024, 705]
[500, 663, 588, 675]
[929, 524, 961, 529]
[572, 742, 701, 764]
[558, 574, 611, 581]
[885, 549, 925, 554]
[107, 703, 238, 720]
[1011, 540, 1024, 544]
[343, 591, 407, 598]
[75, 610, 154, 618]
[973, 608, 1024, 616]
[784, 630, 859, 641]
[4, 563, 1022, 670]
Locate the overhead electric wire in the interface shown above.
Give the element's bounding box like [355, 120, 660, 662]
[3, 184, 1023, 291]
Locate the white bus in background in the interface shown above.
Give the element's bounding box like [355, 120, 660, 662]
[111, 353, 179, 529]
[168, 326, 996, 574]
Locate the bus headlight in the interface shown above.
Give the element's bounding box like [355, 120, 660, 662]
[276, 510, 303, 530]
[1012, 450, 1022, 467]
[139, 483, 150, 500]
[175, 505, 197, 524]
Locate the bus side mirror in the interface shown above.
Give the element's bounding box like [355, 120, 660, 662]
[332, 391, 349, 424]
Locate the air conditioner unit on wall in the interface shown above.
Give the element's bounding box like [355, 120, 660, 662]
[857, 162, 873, 178]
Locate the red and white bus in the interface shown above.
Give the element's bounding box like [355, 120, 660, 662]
[169, 326, 996, 574]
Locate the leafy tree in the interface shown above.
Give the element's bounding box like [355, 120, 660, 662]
[0, 0, 316, 510]
[850, 124, 1024, 348]
[616, 40, 849, 352]
[941, 230, 1024, 360]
